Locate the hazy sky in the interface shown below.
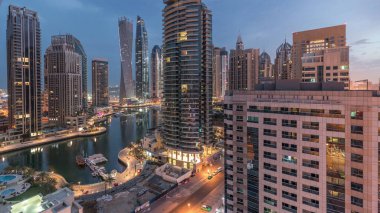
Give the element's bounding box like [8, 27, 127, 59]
[1, 0, 380, 89]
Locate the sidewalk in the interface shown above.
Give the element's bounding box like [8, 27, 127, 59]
[0, 127, 107, 154]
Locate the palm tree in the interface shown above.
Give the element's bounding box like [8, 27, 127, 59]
[103, 175, 114, 195]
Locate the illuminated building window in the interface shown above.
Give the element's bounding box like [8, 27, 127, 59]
[178, 31, 188, 41]
[181, 50, 188, 55]
[181, 84, 188, 93]
[165, 57, 171, 63]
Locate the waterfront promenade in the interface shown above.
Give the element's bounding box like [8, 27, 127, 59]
[72, 146, 141, 197]
[0, 127, 107, 154]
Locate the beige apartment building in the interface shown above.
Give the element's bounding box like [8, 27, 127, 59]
[292, 25, 349, 88]
[224, 81, 380, 213]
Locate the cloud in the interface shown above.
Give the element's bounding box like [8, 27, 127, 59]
[352, 39, 373, 45]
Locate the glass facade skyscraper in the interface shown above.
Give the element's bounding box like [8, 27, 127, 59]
[7, 5, 42, 139]
[135, 16, 149, 100]
[150, 45, 163, 99]
[118, 17, 134, 104]
[162, 0, 213, 169]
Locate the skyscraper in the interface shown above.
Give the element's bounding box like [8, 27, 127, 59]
[259, 51, 273, 79]
[135, 16, 149, 100]
[224, 80, 380, 213]
[45, 35, 83, 127]
[274, 40, 292, 79]
[212, 47, 228, 99]
[292, 24, 349, 88]
[162, 0, 213, 169]
[118, 17, 134, 104]
[92, 59, 109, 107]
[150, 45, 163, 99]
[71, 36, 88, 112]
[7, 5, 42, 138]
[228, 35, 260, 91]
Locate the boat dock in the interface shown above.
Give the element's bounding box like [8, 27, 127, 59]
[84, 154, 109, 180]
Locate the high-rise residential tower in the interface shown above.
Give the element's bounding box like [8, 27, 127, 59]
[228, 35, 260, 91]
[162, 0, 213, 169]
[118, 17, 134, 104]
[292, 25, 349, 88]
[71, 36, 88, 112]
[274, 40, 292, 80]
[7, 5, 42, 138]
[92, 59, 109, 107]
[259, 51, 273, 79]
[45, 35, 83, 127]
[150, 45, 163, 99]
[212, 47, 228, 99]
[135, 16, 149, 100]
[224, 80, 380, 213]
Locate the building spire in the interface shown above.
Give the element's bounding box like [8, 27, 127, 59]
[236, 33, 244, 50]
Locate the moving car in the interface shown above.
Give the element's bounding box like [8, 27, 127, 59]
[207, 175, 213, 180]
[201, 205, 212, 212]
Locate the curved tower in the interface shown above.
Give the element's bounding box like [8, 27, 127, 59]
[150, 45, 163, 99]
[259, 51, 273, 78]
[162, 0, 213, 169]
[135, 16, 149, 100]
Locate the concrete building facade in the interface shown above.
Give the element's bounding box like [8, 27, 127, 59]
[92, 59, 109, 107]
[224, 81, 380, 213]
[213, 47, 228, 99]
[228, 36, 259, 91]
[292, 25, 349, 88]
[45, 35, 83, 127]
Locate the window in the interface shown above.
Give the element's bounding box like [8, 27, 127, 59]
[351, 182, 363, 192]
[236, 126, 243, 132]
[236, 136, 243, 143]
[282, 119, 297, 128]
[351, 139, 363, 149]
[351, 168, 363, 178]
[282, 155, 297, 164]
[264, 163, 277, 172]
[350, 111, 363, 120]
[282, 131, 297, 140]
[247, 116, 259, 123]
[282, 167, 297, 177]
[351, 125, 363, 134]
[236, 105, 243, 111]
[282, 143, 297, 152]
[264, 129, 277, 137]
[302, 172, 319, 182]
[237, 167, 244, 174]
[282, 179, 297, 189]
[282, 202, 297, 213]
[302, 146, 319, 156]
[302, 134, 319, 143]
[237, 147, 244, 153]
[303, 159, 319, 169]
[326, 123, 345, 132]
[302, 121, 319, 130]
[264, 196, 277, 207]
[264, 118, 277, 125]
[264, 140, 277, 148]
[264, 174, 277, 183]
[303, 197, 319, 208]
[264, 185, 277, 195]
[326, 66, 331, 70]
[236, 116, 243, 122]
[333, 66, 338, 70]
[237, 187, 244, 194]
[329, 110, 341, 115]
[237, 178, 243, 184]
[302, 184, 319, 195]
[351, 153, 363, 163]
[237, 157, 243, 163]
[326, 136, 345, 144]
[351, 196, 363, 207]
[264, 151, 277, 160]
[282, 191, 297, 201]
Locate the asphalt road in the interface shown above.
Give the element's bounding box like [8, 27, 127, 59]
[169, 171, 224, 213]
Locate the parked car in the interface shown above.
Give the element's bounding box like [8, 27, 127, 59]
[201, 205, 212, 212]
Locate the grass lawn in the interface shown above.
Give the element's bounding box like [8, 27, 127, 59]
[6, 186, 44, 202]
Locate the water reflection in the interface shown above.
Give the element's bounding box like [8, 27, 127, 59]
[0, 108, 159, 184]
